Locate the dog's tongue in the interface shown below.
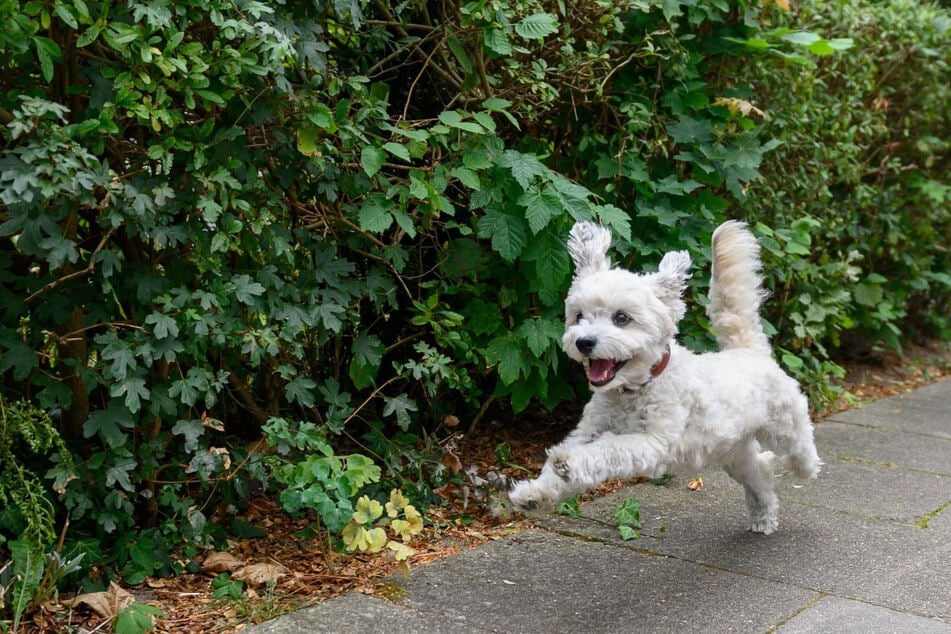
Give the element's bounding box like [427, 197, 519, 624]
[587, 359, 616, 385]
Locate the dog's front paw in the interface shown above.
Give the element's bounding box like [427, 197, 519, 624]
[547, 450, 576, 482]
[749, 516, 778, 535]
[508, 479, 558, 515]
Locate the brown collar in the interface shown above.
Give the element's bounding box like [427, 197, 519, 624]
[650, 343, 672, 378]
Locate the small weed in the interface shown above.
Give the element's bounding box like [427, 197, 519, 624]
[374, 581, 408, 601]
[555, 497, 580, 518]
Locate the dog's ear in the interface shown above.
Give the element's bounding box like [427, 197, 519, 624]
[567, 222, 612, 277]
[652, 251, 692, 301]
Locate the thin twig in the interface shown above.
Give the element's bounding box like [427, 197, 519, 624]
[25, 228, 115, 304]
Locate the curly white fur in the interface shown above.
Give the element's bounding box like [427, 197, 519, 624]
[509, 221, 820, 535]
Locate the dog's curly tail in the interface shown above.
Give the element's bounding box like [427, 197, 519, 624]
[707, 220, 771, 353]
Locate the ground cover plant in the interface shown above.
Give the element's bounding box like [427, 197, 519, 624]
[0, 0, 947, 629]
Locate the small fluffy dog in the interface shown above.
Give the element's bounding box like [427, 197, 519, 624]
[508, 221, 820, 534]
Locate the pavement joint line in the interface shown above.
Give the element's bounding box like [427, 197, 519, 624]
[821, 418, 951, 441]
[539, 523, 836, 598]
[786, 498, 940, 528]
[765, 592, 829, 633]
[915, 500, 951, 528]
[835, 454, 951, 477]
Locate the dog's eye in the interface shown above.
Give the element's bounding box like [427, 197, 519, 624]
[575, 312, 584, 324]
[613, 311, 631, 326]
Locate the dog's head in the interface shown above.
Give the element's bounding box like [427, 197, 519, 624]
[562, 222, 691, 390]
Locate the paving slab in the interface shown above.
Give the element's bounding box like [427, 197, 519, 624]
[393, 529, 822, 633]
[828, 378, 951, 438]
[777, 596, 951, 633]
[247, 592, 462, 633]
[543, 482, 951, 622]
[817, 419, 951, 474]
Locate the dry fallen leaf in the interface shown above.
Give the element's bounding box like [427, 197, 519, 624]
[687, 476, 704, 491]
[201, 551, 246, 574]
[233, 562, 287, 586]
[62, 581, 135, 618]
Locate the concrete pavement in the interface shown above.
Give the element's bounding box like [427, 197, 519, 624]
[248, 378, 951, 633]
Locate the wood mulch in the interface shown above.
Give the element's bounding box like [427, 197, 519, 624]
[24, 341, 950, 633]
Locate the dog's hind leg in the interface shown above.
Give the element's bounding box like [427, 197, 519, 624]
[760, 394, 821, 480]
[785, 397, 821, 480]
[722, 439, 779, 535]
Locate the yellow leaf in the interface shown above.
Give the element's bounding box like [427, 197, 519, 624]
[386, 489, 410, 518]
[687, 476, 704, 491]
[341, 522, 364, 551]
[391, 519, 412, 542]
[403, 505, 424, 535]
[387, 540, 415, 561]
[366, 527, 388, 553]
[352, 495, 384, 524]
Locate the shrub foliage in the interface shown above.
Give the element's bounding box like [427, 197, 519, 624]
[0, 0, 947, 617]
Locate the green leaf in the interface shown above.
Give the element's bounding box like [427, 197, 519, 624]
[485, 335, 528, 384]
[344, 455, 382, 492]
[499, 150, 548, 190]
[447, 36, 473, 74]
[518, 186, 561, 234]
[286, 376, 317, 407]
[853, 282, 883, 307]
[476, 209, 527, 262]
[483, 27, 512, 56]
[361, 145, 386, 177]
[382, 394, 418, 431]
[618, 525, 642, 541]
[358, 195, 393, 233]
[667, 116, 714, 145]
[595, 204, 632, 241]
[450, 166, 481, 191]
[781, 352, 805, 371]
[0, 341, 38, 381]
[171, 418, 204, 452]
[516, 318, 561, 358]
[232, 274, 265, 305]
[779, 31, 821, 47]
[111, 377, 150, 414]
[115, 603, 164, 634]
[438, 110, 484, 133]
[145, 312, 179, 340]
[297, 125, 319, 156]
[349, 333, 384, 389]
[556, 497, 580, 517]
[53, 3, 79, 29]
[614, 498, 641, 529]
[383, 142, 411, 162]
[83, 404, 134, 447]
[514, 13, 558, 40]
[33, 37, 62, 84]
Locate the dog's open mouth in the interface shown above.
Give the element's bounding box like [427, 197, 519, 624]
[586, 358, 626, 386]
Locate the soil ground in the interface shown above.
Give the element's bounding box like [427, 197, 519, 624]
[24, 341, 951, 633]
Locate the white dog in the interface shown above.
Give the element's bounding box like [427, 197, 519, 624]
[508, 221, 820, 534]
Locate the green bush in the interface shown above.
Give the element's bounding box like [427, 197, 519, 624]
[733, 0, 950, 365]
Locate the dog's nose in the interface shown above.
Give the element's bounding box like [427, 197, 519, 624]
[576, 336, 597, 355]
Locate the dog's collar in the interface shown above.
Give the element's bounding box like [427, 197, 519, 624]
[619, 343, 671, 393]
[650, 343, 671, 378]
